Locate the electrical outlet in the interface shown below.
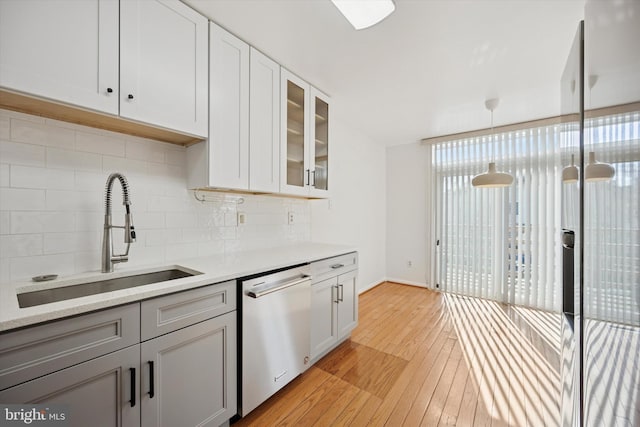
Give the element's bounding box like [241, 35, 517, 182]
[288, 212, 295, 225]
[407, 260, 412, 267]
[237, 212, 246, 225]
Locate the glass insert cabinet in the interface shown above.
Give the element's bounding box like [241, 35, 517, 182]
[280, 69, 330, 197]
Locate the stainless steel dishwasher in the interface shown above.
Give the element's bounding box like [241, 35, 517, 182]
[240, 265, 311, 416]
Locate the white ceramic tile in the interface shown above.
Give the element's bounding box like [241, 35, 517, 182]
[0, 140, 46, 167]
[74, 171, 108, 191]
[182, 228, 208, 243]
[165, 242, 198, 262]
[0, 164, 9, 187]
[75, 212, 102, 233]
[165, 148, 186, 167]
[0, 109, 45, 123]
[224, 212, 238, 227]
[11, 119, 75, 149]
[0, 212, 10, 235]
[198, 211, 225, 228]
[43, 232, 78, 254]
[0, 116, 10, 140]
[1, 234, 43, 257]
[102, 155, 147, 175]
[76, 131, 125, 157]
[0, 188, 46, 211]
[197, 240, 225, 257]
[165, 212, 197, 229]
[10, 165, 75, 190]
[13, 211, 75, 234]
[10, 253, 74, 281]
[132, 212, 165, 230]
[147, 195, 192, 213]
[126, 140, 164, 163]
[46, 147, 102, 171]
[74, 250, 101, 274]
[45, 189, 102, 212]
[129, 245, 165, 267]
[144, 228, 181, 247]
[0, 258, 9, 283]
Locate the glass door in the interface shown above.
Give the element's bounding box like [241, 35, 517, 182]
[310, 89, 329, 195]
[280, 70, 310, 196]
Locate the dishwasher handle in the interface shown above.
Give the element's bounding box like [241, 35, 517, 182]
[246, 275, 310, 298]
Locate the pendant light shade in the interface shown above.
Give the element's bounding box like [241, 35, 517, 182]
[472, 162, 514, 187]
[562, 154, 579, 183]
[331, 0, 395, 30]
[585, 151, 615, 182]
[472, 98, 514, 188]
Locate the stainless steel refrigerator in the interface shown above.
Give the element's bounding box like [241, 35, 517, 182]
[561, 1, 640, 425]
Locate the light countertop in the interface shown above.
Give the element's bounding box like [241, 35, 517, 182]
[0, 242, 357, 333]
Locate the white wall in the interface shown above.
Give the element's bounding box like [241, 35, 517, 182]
[0, 109, 311, 283]
[385, 142, 432, 288]
[310, 117, 386, 292]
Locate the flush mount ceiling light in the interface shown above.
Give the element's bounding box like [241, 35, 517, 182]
[562, 154, 579, 183]
[585, 151, 615, 182]
[331, 0, 396, 30]
[472, 99, 514, 188]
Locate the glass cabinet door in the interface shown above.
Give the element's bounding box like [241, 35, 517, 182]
[285, 79, 306, 189]
[313, 95, 329, 192]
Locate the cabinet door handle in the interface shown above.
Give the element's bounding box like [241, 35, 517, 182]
[311, 170, 316, 186]
[333, 285, 339, 304]
[338, 284, 344, 302]
[148, 361, 155, 398]
[127, 94, 134, 100]
[305, 169, 310, 186]
[129, 367, 136, 407]
[330, 264, 344, 269]
[106, 87, 113, 93]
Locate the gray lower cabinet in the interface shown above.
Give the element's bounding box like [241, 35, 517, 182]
[0, 345, 140, 427]
[310, 255, 359, 361]
[140, 312, 237, 427]
[336, 270, 358, 338]
[0, 281, 237, 427]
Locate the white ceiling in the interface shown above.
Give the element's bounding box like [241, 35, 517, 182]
[184, 0, 586, 146]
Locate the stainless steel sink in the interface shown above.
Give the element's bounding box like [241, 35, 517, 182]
[18, 268, 201, 308]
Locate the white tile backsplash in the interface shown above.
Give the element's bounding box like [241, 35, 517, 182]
[0, 108, 311, 283]
[11, 118, 75, 150]
[76, 131, 125, 157]
[46, 147, 102, 171]
[10, 165, 75, 190]
[0, 140, 46, 167]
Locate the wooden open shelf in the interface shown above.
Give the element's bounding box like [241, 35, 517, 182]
[0, 89, 205, 146]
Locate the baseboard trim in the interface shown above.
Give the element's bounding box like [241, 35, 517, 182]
[358, 278, 386, 295]
[385, 278, 430, 288]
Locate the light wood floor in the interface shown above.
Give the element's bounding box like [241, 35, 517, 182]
[234, 282, 562, 426]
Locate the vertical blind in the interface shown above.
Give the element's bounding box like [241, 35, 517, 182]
[433, 125, 563, 311]
[584, 112, 640, 326]
[433, 111, 640, 323]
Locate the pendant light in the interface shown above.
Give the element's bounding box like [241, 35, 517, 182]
[585, 151, 615, 182]
[472, 99, 514, 188]
[562, 154, 579, 183]
[331, 0, 395, 30]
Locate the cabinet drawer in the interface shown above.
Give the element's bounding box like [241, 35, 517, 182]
[141, 280, 236, 341]
[311, 252, 358, 282]
[0, 303, 140, 391]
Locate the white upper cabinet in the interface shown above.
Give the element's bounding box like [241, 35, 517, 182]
[0, 0, 119, 115]
[280, 70, 331, 198]
[0, 0, 207, 138]
[120, 0, 208, 137]
[309, 87, 331, 198]
[208, 22, 250, 190]
[188, 35, 282, 193]
[249, 48, 281, 193]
